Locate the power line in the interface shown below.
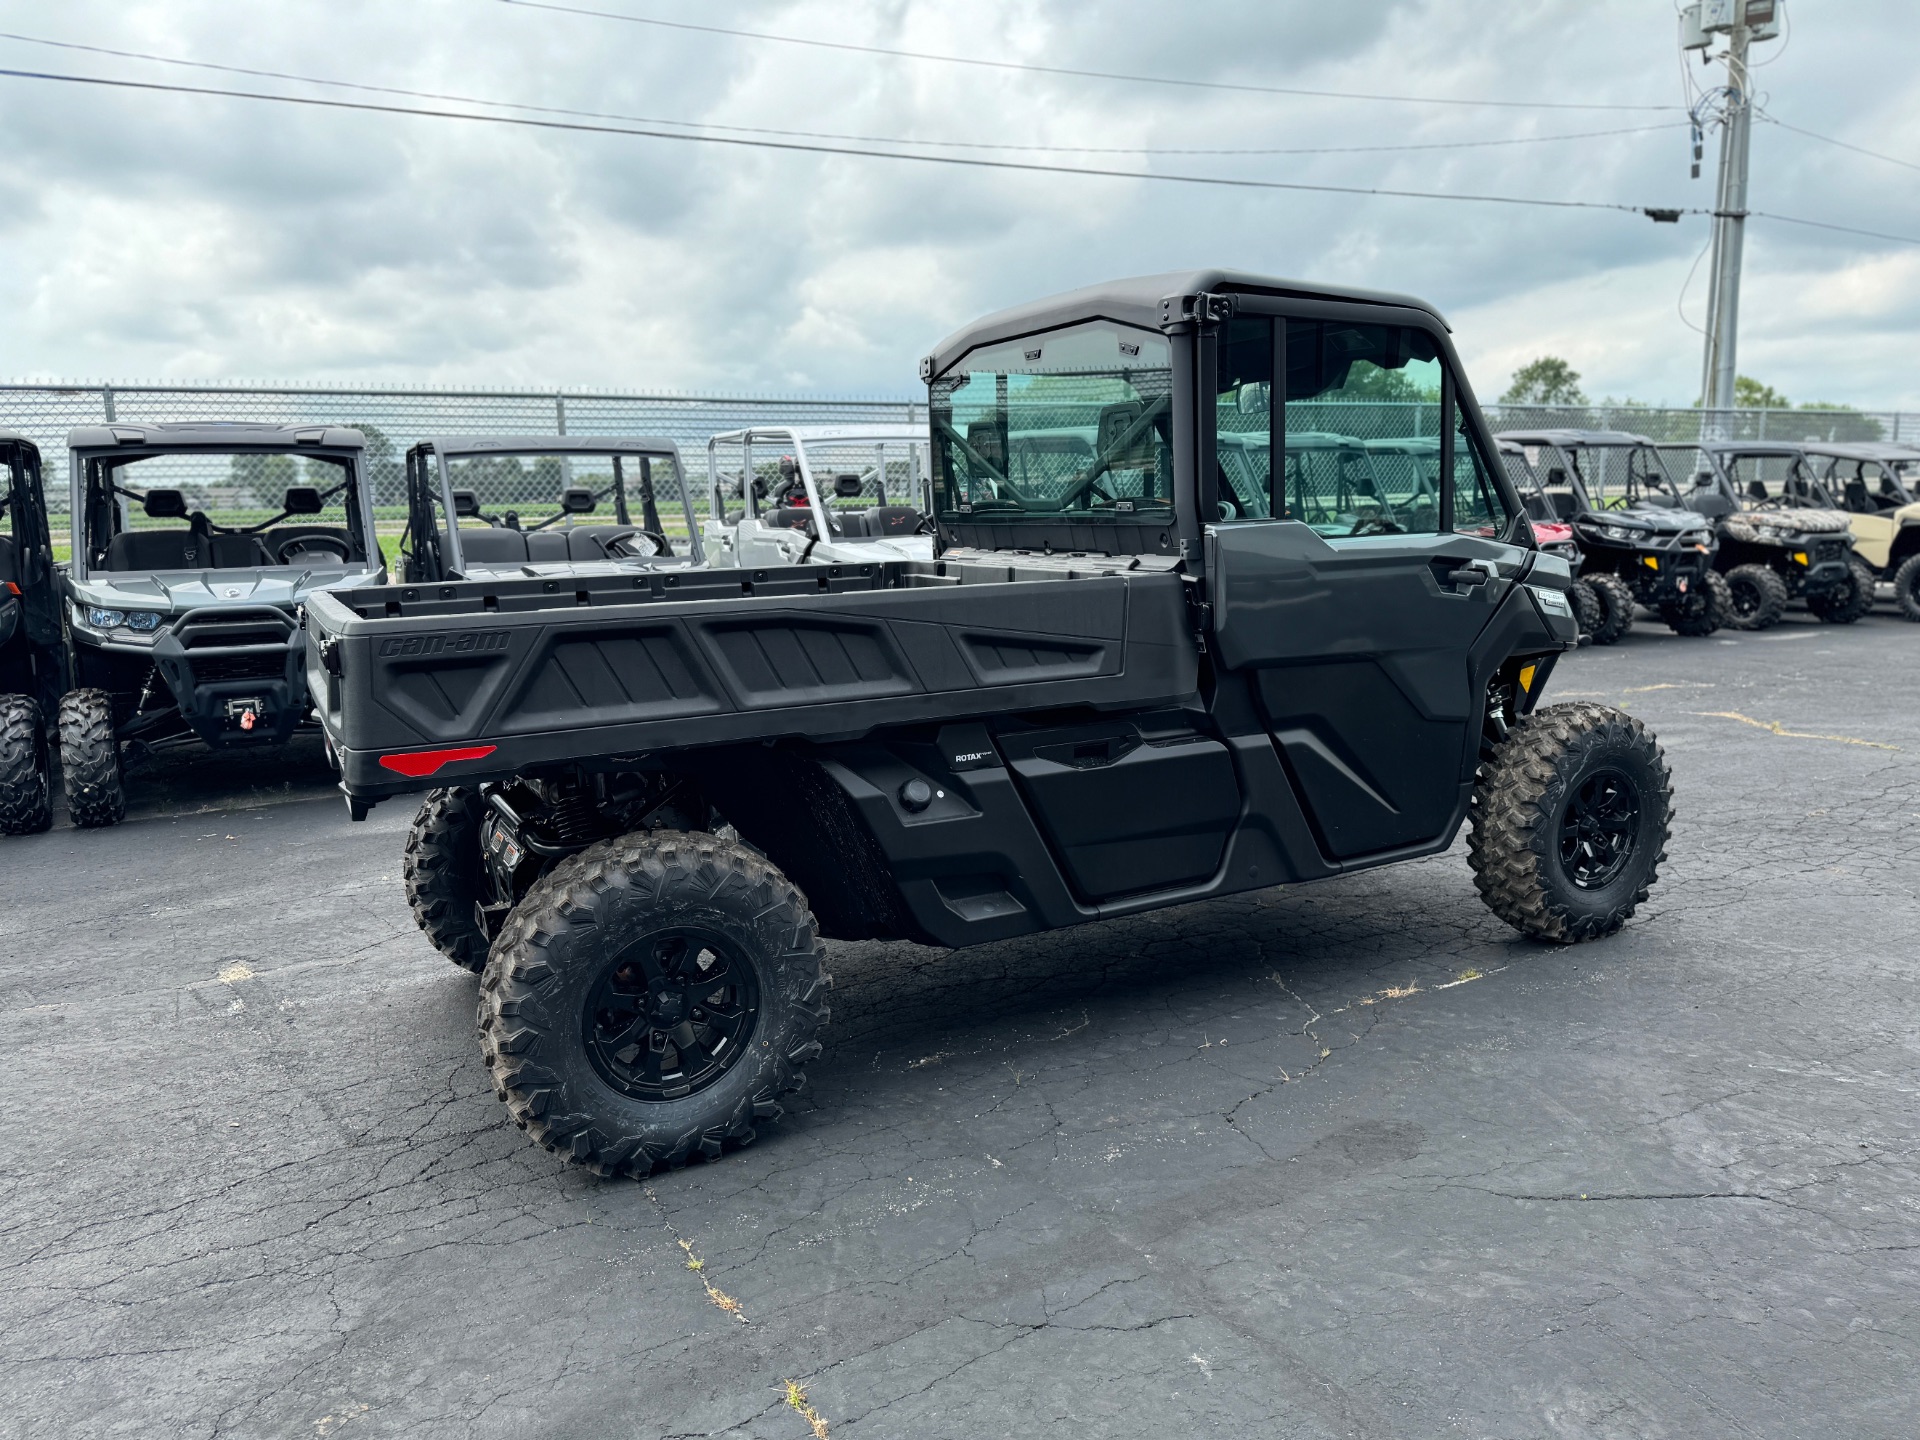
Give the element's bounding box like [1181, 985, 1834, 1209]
[9, 64, 1913, 247]
[1755, 111, 1920, 175]
[0, 64, 1707, 220]
[493, 0, 1685, 113]
[0, 31, 1687, 160]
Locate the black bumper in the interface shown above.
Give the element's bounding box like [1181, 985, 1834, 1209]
[151, 606, 309, 745]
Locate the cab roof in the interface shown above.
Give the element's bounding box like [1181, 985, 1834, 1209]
[67, 422, 365, 450]
[411, 435, 681, 458]
[925, 269, 1446, 378]
[1796, 440, 1920, 461]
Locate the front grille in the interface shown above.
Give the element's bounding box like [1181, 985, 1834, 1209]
[1814, 539, 1847, 563]
[192, 652, 287, 683]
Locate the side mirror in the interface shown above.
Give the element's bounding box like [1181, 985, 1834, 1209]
[451, 488, 481, 519]
[833, 473, 864, 499]
[282, 485, 323, 515]
[560, 486, 595, 514]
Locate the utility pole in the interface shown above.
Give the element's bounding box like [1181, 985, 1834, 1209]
[1684, 1, 1782, 419]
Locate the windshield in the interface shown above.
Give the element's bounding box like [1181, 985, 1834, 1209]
[931, 321, 1174, 523]
[438, 451, 690, 544]
[1717, 452, 1828, 508]
[82, 450, 366, 574]
[708, 433, 928, 539]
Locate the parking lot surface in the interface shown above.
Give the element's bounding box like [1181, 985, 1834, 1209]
[4, 609, 1917, 1439]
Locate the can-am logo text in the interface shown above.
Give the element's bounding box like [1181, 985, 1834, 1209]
[378, 631, 511, 658]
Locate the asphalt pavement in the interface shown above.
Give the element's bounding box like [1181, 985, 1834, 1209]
[3, 605, 1917, 1439]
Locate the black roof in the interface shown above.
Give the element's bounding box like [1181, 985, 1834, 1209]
[925, 269, 1446, 377]
[67, 422, 365, 451]
[1496, 429, 1655, 448]
[411, 435, 681, 459]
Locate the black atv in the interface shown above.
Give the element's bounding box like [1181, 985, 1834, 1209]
[1497, 429, 1726, 642]
[0, 433, 64, 835]
[58, 423, 389, 825]
[1657, 442, 1873, 630]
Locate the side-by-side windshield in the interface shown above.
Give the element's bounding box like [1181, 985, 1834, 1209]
[931, 321, 1174, 522]
[84, 453, 364, 573]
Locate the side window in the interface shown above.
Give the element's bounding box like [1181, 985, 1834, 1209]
[1283, 320, 1442, 538]
[1450, 414, 1510, 536]
[1213, 317, 1274, 521]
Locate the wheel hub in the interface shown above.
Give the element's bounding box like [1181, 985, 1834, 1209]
[584, 928, 760, 1101]
[1558, 766, 1641, 890]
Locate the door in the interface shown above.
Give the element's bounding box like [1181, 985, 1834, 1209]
[1206, 313, 1523, 860]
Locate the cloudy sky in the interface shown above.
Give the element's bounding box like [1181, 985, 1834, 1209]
[1, 0, 1915, 408]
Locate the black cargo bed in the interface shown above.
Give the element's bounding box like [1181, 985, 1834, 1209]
[307, 557, 1199, 797]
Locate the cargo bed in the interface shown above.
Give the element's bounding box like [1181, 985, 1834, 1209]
[305, 555, 1198, 799]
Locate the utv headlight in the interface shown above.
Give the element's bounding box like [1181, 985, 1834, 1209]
[87, 607, 127, 629]
[125, 611, 163, 632]
[1599, 524, 1641, 543]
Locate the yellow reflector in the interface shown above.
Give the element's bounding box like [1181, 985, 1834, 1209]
[1518, 663, 1537, 693]
[1791, 551, 1808, 565]
[1642, 555, 1659, 568]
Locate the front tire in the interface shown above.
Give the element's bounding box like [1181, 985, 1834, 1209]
[479, 832, 830, 1176]
[1808, 557, 1875, 624]
[0, 695, 53, 835]
[1468, 701, 1672, 944]
[1569, 579, 1603, 641]
[57, 689, 125, 829]
[1723, 563, 1787, 631]
[1583, 573, 1636, 645]
[1893, 553, 1920, 623]
[1659, 572, 1725, 637]
[403, 787, 492, 973]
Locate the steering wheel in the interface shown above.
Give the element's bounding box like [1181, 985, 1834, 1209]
[1348, 515, 1404, 537]
[277, 534, 353, 564]
[1601, 496, 1630, 511]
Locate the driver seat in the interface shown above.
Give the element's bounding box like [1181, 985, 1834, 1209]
[1748, 480, 1769, 501]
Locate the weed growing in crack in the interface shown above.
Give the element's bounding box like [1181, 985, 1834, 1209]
[782, 1379, 830, 1437]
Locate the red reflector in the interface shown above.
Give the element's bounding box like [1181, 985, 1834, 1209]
[378, 745, 497, 778]
[3, 581, 19, 595]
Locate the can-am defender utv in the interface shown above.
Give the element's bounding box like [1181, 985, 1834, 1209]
[400, 435, 707, 585]
[1496, 429, 1726, 641]
[0, 434, 64, 834]
[1795, 441, 1920, 621]
[702, 424, 932, 570]
[1656, 441, 1873, 629]
[60, 423, 387, 826]
[314, 271, 1670, 1178]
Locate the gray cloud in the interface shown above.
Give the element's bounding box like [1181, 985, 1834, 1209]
[0, 0, 1915, 407]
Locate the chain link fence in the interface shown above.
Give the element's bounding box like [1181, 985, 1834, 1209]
[3, 380, 1910, 548]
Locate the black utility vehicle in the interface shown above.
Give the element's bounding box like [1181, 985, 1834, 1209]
[400, 436, 705, 584]
[1656, 442, 1872, 629]
[1497, 430, 1726, 641]
[0, 433, 63, 834]
[312, 272, 1671, 1176]
[60, 423, 387, 825]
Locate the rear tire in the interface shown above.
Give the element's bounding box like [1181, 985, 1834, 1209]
[479, 832, 830, 1177]
[0, 695, 53, 835]
[1468, 700, 1671, 944]
[57, 689, 125, 829]
[1583, 573, 1635, 645]
[403, 787, 492, 974]
[1723, 563, 1787, 631]
[1893, 553, 1920, 623]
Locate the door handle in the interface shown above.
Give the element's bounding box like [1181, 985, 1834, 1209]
[1445, 567, 1489, 588]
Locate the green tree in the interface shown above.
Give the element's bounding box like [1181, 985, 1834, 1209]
[1734, 376, 1789, 408]
[1501, 356, 1587, 406]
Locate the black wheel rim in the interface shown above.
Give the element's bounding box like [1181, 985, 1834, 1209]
[583, 928, 760, 1101]
[1558, 767, 1641, 890]
[1728, 577, 1761, 617]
